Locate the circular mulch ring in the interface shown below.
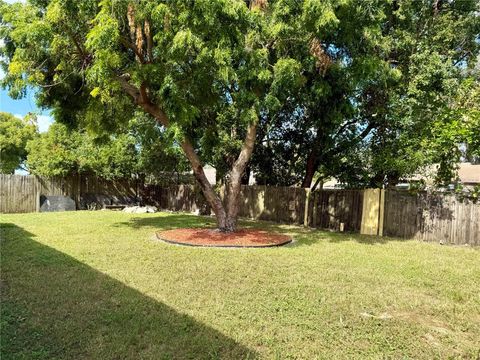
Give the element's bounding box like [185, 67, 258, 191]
[156, 228, 292, 248]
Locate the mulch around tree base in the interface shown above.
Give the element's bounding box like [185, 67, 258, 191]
[155, 228, 292, 248]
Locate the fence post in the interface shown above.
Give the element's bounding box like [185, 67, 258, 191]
[36, 189, 40, 212]
[312, 191, 318, 227]
[304, 188, 311, 226]
[378, 189, 385, 236]
[258, 186, 265, 218]
[361, 189, 381, 235]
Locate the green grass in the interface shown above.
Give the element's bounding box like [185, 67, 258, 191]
[1, 211, 479, 359]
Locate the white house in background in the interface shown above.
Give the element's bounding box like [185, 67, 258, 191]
[203, 165, 217, 185]
[321, 178, 341, 189]
[457, 163, 480, 186]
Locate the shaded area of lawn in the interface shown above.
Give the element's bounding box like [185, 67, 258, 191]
[116, 212, 400, 246]
[1, 211, 479, 359]
[0, 223, 256, 359]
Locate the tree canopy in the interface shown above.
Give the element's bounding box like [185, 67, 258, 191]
[251, 0, 480, 188]
[0, 112, 37, 174]
[26, 115, 189, 180]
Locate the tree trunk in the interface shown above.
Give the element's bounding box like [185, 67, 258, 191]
[301, 150, 317, 188]
[179, 140, 229, 230]
[134, 101, 228, 229]
[224, 122, 257, 232]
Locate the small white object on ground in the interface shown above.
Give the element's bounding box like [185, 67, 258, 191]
[122, 205, 158, 214]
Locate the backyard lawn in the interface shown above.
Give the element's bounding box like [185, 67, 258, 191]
[1, 211, 479, 359]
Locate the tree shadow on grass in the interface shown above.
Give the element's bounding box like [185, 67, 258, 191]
[0, 223, 257, 360]
[113, 213, 216, 230]
[113, 213, 340, 247]
[113, 212, 411, 247]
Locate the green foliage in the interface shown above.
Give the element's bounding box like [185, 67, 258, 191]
[364, 0, 480, 187]
[1, 0, 479, 188]
[25, 117, 187, 180]
[0, 112, 38, 174]
[0, 0, 267, 181]
[26, 123, 85, 177]
[252, 0, 480, 188]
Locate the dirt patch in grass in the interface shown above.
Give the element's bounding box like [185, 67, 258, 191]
[156, 228, 292, 248]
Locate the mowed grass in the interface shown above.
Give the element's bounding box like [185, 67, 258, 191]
[1, 211, 479, 359]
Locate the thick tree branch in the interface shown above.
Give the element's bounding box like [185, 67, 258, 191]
[333, 119, 357, 140]
[301, 122, 376, 188]
[117, 75, 229, 228]
[144, 20, 154, 63]
[225, 120, 258, 223]
[126, 4, 145, 63]
[120, 37, 145, 64]
[328, 122, 375, 157]
[127, 5, 137, 46]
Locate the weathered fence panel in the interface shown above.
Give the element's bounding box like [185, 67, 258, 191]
[311, 189, 364, 232]
[142, 184, 209, 214]
[0, 174, 71, 213]
[0, 174, 139, 212]
[260, 186, 307, 224]
[383, 190, 480, 246]
[237, 185, 265, 219]
[0, 174, 36, 213]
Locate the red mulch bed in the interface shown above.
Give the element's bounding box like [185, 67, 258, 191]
[156, 228, 292, 248]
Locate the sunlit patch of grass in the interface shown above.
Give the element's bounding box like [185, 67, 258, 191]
[1, 211, 479, 359]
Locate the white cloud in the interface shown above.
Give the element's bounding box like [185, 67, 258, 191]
[36, 114, 54, 133]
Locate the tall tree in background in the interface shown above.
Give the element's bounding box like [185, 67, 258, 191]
[0, 112, 38, 174]
[364, 0, 480, 187]
[250, 0, 398, 188]
[251, 0, 480, 189]
[25, 116, 189, 181]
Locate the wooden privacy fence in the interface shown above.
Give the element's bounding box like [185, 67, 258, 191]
[151, 185, 479, 246]
[383, 190, 480, 246]
[0, 174, 139, 213]
[1, 174, 479, 246]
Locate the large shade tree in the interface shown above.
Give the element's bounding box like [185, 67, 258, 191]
[0, 0, 292, 231]
[364, 0, 480, 187]
[3, 0, 382, 231]
[249, 0, 400, 189]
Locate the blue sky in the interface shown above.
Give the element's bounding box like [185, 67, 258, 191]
[0, 0, 53, 132]
[0, 84, 54, 133]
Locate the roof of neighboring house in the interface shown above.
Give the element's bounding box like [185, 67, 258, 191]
[319, 163, 480, 189]
[458, 163, 480, 184]
[407, 163, 480, 185]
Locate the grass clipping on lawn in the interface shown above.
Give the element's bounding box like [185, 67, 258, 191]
[1, 211, 479, 359]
